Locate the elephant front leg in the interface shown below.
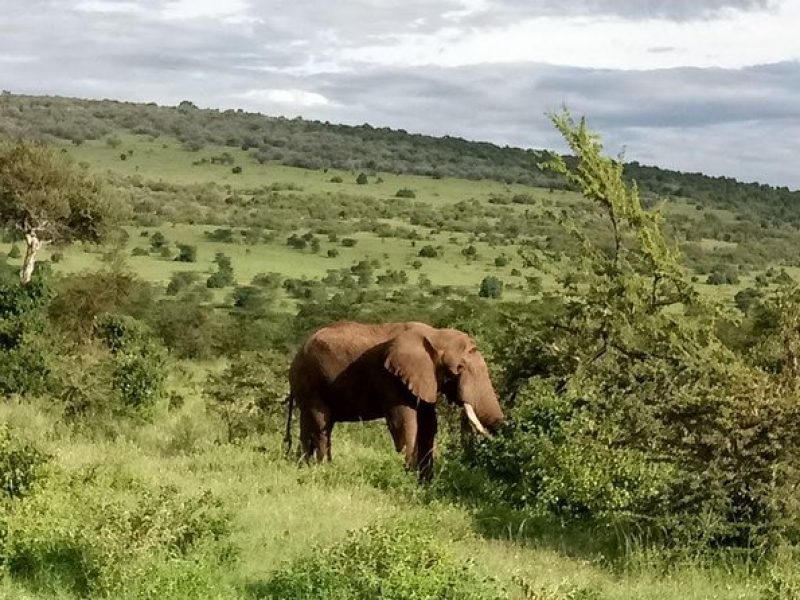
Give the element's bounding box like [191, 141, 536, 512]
[416, 403, 437, 483]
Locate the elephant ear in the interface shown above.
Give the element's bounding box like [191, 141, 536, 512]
[384, 329, 440, 404]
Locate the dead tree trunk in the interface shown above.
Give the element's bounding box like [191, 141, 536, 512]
[20, 231, 41, 285]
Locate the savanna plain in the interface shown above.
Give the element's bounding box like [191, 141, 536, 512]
[2, 94, 800, 599]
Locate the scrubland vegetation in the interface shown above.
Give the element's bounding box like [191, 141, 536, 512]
[2, 94, 800, 598]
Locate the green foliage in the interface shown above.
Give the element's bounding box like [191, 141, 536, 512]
[470, 112, 800, 551]
[329, 175, 343, 183]
[395, 188, 416, 198]
[255, 522, 505, 600]
[341, 237, 358, 247]
[205, 350, 287, 442]
[479, 276, 503, 299]
[1, 469, 232, 598]
[494, 255, 509, 267]
[207, 252, 234, 288]
[7, 244, 21, 259]
[94, 314, 168, 414]
[356, 172, 368, 185]
[0, 269, 53, 395]
[174, 243, 197, 262]
[0, 424, 51, 500]
[418, 245, 438, 258]
[166, 270, 201, 295]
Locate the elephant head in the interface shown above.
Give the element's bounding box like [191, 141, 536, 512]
[384, 325, 504, 434]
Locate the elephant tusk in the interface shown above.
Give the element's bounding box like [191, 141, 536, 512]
[464, 403, 490, 437]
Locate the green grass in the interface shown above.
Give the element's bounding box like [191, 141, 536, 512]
[0, 395, 765, 600]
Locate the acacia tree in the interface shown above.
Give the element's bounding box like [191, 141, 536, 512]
[0, 141, 113, 284]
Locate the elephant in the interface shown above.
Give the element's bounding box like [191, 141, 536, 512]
[285, 320, 504, 481]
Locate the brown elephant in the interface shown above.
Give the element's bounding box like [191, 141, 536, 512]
[285, 321, 504, 481]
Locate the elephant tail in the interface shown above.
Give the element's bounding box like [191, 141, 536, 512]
[283, 393, 294, 456]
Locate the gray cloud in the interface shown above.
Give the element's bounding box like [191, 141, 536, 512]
[482, 0, 775, 22]
[0, 0, 798, 187]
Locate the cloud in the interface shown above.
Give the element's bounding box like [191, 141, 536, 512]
[0, 0, 798, 187]
[235, 88, 330, 109]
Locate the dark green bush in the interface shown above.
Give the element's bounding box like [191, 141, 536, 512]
[166, 270, 201, 295]
[174, 243, 197, 262]
[254, 523, 505, 600]
[356, 172, 368, 185]
[418, 245, 438, 258]
[0, 424, 50, 500]
[7, 244, 21, 259]
[395, 188, 416, 198]
[479, 276, 503, 299]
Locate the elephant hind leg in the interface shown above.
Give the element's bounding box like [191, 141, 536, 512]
[299, 402, 333, 463]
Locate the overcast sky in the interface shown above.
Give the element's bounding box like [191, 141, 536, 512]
[1, 0, 799, 187]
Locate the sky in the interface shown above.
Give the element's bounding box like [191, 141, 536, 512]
[1, 0, 799, 188]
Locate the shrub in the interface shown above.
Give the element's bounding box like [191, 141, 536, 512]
[231, 165, 242, 174]
[327, 248, 339, 258]
[50, 251, 63, 263]
[418, 245, 438, 258]
[479, 276, 503, 298]
[2, 471, 232, 598]
[495, 255, 509, 267]
[166, 271, 201, 295]
[94, 314, 168, 414]
[207, 252, 234, 288]
[341, 238, 357, 247]
[395, 188, 416, 198]
[0, 424, 50, 500]
[329, 175, 343, 183]
[131, 247, 149, 256]
[8, 244, 21, 259]
[174, 243, 197, 262]
[356, 172, 368, 185]
[468, 113, 800, 552]
[206, 350, 287, 442]
[256, 523, 505, 600]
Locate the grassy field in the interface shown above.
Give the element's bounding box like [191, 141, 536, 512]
[0, 131, 751, 306]
[0, 392, 765, 600]
[0, 130, 782, 599]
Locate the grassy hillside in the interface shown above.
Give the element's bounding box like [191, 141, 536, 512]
[1, 98, 800, 599]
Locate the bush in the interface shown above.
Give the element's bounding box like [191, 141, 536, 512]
[94, 314, 168, 414]
[131, 246, 149, 256]
[231, 165, 242, 174]
[467, 113, 800, 552]
[50, 251, 63, 263]
[256, 522, 505, 600]
[207, 252, 234, 288]
[206, 350, 287, 442]
[175, 243, 197, 262]
[0, 424, 50, 500]
[418, 245, 438, 258]
[166, 270, 201, 295]
[8, 244, 21, 259]
[479, 276, 503, 299]
[327, 248, 339, 258]
[341, 238, 357, 247]
[329, 175, 343, 183]
[495, 255, 509, 267]
[395, 188, 416, 198]
[2, 470, 232, 598]
[356, 172, 368, 185]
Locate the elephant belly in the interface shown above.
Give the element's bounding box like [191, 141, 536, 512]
[328, 392, 386, 422]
